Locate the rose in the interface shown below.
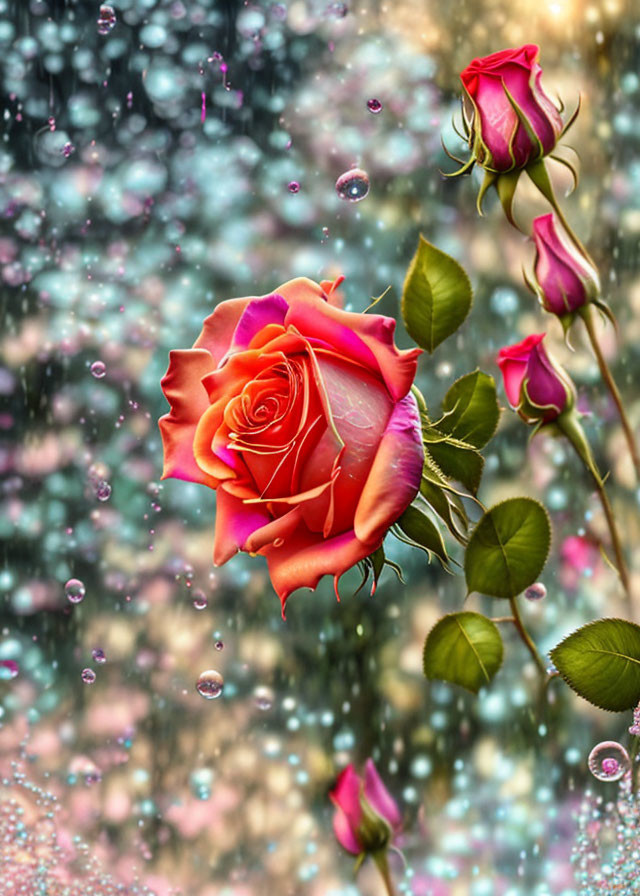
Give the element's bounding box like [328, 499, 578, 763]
[330, 759, 401, 856]
[497, 333, 575, 423]
[460, 44, 563, 172]
[531, 213, 600, 316]
[159, 277, 423, 612]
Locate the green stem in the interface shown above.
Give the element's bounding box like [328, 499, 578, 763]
[580, 305, 640, 482]
[629, 733, 639, 795]
[526, 159, 597, 268]
[508, 596, 547, 679]
[558, 411, 634, 606]
[372, 851, 396, 896]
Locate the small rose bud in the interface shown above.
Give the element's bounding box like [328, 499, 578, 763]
[460, 44, 563, 173]
[497, 333, 575, 424]
[531, 213, 600, 316]
[329, 759, 401, 857]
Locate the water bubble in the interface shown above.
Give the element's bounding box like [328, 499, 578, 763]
[95, 481, 112, 501]
[192, 589, 207, 610]
[524, 582, 547, 601]
[81, 668, 96, 684]
[196, 669, 224, 699]
[90, 360, 106, 378]
[97, 5, 116, 35]
[588, 741, 630, 782]
[65, 578, 85, 604]
[214, 640, 224, 651]
[91, 648, 106, 664]
[288, 180, 300, 193]
[367, 98, 383, 114]
[0, 660, 19, 680]
[335, 167, 370, 202]
[253, 686, 274, 711]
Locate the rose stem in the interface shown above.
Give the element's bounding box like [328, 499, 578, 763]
[580, 305, 640, 481]
[508, 596, 548, 679]
[372, 852, 396, 896]
[559, 412, 634, 607]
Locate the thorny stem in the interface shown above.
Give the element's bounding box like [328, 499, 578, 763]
[580, 304, 640, 482]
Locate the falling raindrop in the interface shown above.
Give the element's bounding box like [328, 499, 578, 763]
[524, 582, 547, 601]
[192, 589, 208, 610]
[253, 686, 274, 711]
[588, 741, 630, 782]
[335, 168, 370, 202]
[95, 481, 112, 501]
[91, 648, 106, 664]
[81, 668, 96, 684]
[65, 578, 86, 604]
[90, 360, 106, 378]
[97, 5, 116, 35]
[367, 98, 383, 114]
[288, 181, 300, 193]
[196, 669, 224, 699]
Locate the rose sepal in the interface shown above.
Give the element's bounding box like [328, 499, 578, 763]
[553, 407, 602, 486]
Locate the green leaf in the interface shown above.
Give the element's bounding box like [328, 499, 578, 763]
[425, 440, 484, 495]
[423, 612, 503, 694]
[550, 618, 640, 712]
[420, 477, 469, 543]
[439, 370, 500, 449]
[401, 235, 473, 353]
[465, 498, 550, 598]
[396, 504, 451, 569]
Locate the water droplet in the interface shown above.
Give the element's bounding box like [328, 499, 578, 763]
[196, 670, 224, 699]
[65, 578, 86, 604]
[367, 98, 383, 114]
[97, 5, 116, 35]
[253, 686, 274, 711]
[524, 582, 547, 601]
[0, 660, 19, 680]
[61, 141, 75, 158]
[288, 181, 300, 193]
[214, 640, 224, 651]
[327, 1, 348, 17]
[91, 648, 106, 664]
[90, 360, 106, 378]
[95, 481, 112, 501]
[192, 589, 207, 610]
[81, 668, 96, 684]
[335, 168, 370, 202]
[588, 741, 630, 782]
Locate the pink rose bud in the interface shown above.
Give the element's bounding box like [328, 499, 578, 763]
[330, 759, 402, 856]
[460, 44, 563, 172]
[531, 214, 600, 316]
[497, 333, 575, 424]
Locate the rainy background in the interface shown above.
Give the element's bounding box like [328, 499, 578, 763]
[2, 0, 640, 894]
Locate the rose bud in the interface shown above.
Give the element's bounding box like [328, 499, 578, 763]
[530, 214, 600, 319]
[497, 333, 575, 424]
[159, 277, 424, 615]
[330, 759, 401, 857]
[460, 44, 563, 173]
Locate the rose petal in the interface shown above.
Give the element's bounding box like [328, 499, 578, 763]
[354, 393, 424, 545]
[193, 297, 252, 365]
[213, 485, 272, 566]
[496, 333, 545, 408]
[363, 759, 401, 831]
[243, 506, 304, 554]
[281, 281, 421, 402]
[159, 349, 217, 486]
[329, 765, 362, 836]
[261, 527, 378, 612]
[332, 806, 361, 855]
[228, 294, 289, 354]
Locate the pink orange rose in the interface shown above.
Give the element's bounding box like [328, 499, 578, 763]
[159, 277, 423, 613]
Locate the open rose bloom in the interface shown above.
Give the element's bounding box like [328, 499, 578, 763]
[159, 277, 423, 613]
[460, 44, 563, 172]
[497, 333, 575, 424]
